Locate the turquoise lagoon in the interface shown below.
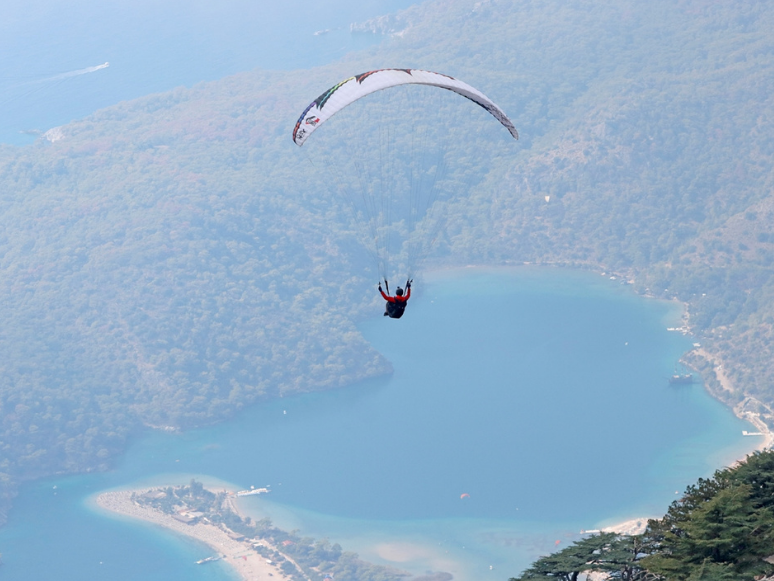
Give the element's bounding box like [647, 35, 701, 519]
[0, 268, 759, 580]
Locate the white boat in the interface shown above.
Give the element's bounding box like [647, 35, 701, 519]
[236, 487, 269, 496]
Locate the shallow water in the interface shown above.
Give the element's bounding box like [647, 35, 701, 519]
[0, 268, 758, 580]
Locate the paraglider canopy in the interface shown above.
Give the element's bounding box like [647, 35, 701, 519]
[292, 68, 518, 284]
[293, 68, 518, 146]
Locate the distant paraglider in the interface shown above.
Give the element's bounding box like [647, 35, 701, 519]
[379, 278, 411, 319]
[460, 493, 471, 499]
[292, 68, 518, 317]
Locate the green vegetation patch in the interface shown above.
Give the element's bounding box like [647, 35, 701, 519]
[511, 450, 774, 581]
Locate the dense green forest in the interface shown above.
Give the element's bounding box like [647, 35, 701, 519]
[1, 0, 774, 546]
[511, 450, 774, 581]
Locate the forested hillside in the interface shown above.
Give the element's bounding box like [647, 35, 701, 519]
[1, 0, 774, 526]
[512, 450, 774, 581]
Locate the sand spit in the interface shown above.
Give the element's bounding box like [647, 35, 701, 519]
[96, 489, 289, 581]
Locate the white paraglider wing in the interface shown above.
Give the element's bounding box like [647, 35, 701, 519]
[292, 69, 518, 146]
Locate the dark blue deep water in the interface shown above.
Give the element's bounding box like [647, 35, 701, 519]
[0, 268, 758, 580]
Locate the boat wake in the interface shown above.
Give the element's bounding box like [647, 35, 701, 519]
[36, 62, 109, 83]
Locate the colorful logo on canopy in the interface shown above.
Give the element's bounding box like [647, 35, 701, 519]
[315, 76, 356, 111]
[355, 69, 413, 84]
[293, 101, 317, 143]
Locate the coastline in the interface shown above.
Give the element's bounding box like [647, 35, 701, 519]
[425, 264, 771, 543]
[69, 266, 774, 579]
[594, 347, 773, 540]
[579, 270, 773, 540]
[601, 517, 649, 536]
[95, 488, 289, 581]
[682, 347, 774, 457]
[593, 344, 773, 540]
[424, 263, 774, 466]
[595, 263, 774, 463]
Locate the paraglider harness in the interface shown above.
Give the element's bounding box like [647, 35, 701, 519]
[379, 279, 412, 319]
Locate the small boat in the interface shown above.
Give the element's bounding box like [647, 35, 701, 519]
[669, 374, 694, 385]
[195, 556, 221, 565]
[236, 487, 269, 497]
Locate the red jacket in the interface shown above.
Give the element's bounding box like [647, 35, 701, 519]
[380, 287, 410, 303]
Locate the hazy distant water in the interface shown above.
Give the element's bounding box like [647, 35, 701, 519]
[0, 0, 416, 145]
[0, 268, 758, 580]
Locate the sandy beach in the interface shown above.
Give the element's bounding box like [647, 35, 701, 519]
[96, 489, 290, 581]
[600, 518, 649, 536]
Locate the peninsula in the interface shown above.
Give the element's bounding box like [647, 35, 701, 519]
[96, 480, 410, 581]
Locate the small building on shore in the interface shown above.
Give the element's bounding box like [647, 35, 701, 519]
[172, 514, 198, 525]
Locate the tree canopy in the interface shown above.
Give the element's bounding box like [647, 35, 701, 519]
[512, 451, 774, 581]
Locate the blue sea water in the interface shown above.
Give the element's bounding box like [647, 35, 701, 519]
[0, 268, 759, 580]
[0, 0, 416, 145]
